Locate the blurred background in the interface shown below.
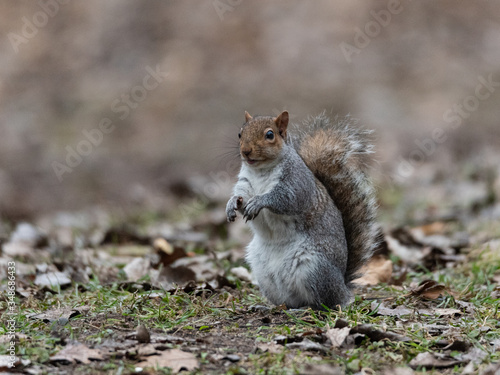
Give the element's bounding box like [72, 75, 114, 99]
[1, 0, 499, 224]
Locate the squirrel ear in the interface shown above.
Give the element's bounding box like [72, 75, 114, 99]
[245, 111, 253, 122]
[274, 111, 289, 138]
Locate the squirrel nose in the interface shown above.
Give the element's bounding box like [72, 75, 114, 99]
[242, 150, 251, 157]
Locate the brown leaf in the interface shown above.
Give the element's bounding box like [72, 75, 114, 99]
[411, 221, 447, 236]
[354, 255, 393, 286]
[170, 255, 221, 282]
[157, 265, 196, 285]
[137, 344, 158, 357]
[350, 324, 410, 342]
[255, 342, 283, 354]
[409, 352, 462, 369]
[50, 343, 105, 364]
[101, 227, 148, 245]
[409, 280, 447, 299]
[155, 240, 188, 267]
[390, 266, 408, 286]
[136, 349, 199, 373]
[441, 340, 471, 352]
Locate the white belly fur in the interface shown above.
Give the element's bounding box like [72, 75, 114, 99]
[239, 163, 317, 307]
[246, 211, 317, 307]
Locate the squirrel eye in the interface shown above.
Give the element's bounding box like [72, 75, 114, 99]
[265, 130, 275, 140]
[238, 133, 241, 139]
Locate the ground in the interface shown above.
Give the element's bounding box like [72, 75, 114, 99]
[1, 173, 500, 375]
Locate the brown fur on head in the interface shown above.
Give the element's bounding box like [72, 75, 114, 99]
[239, 111, 289, 167]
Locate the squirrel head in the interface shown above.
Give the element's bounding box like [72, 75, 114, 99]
[238, 111, 289, 167]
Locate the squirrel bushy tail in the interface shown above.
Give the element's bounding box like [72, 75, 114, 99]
[290, 113, 379, 284]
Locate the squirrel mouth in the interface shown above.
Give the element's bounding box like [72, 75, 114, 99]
[244, 157, 260, 165]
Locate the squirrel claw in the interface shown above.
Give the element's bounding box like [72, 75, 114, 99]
[226, 196, 243, 223]
[243, 197, 262, 221]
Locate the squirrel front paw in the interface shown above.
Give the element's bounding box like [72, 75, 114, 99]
[226, 196, 243, 222]
[243, 196, 265, 222]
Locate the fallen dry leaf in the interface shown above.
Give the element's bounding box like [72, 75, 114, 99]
[371, 302, 413, 317]
[375, 303, 461, 318]
[382, 367, 415, 375]
[50, 342, 105, 364]
[2, 242, 34, 258]
[153, 237, 173, 254]
[150, 334, 194, 344]
[286, 339, 328, 353]
[385, 234, 425, 265]
[256, 341, 283, 354]
[171, 255, 221, 282]
[157, 264, 196, 285]
[411, 221, 447, 236]
[155, 242, 188, 267]
[462, 347, 488, 363]
[34, 271, 72, 288]
[137, 344, 158, 357]
[28, 307, 82, 323]
[301, 363, 343, 375]
[10, 222, 46, 245]
[409, 280, 447, 300]
[481, 361, 500, 375]
[325, 327, 351, 348]
[101, 226, 148, 245]
[230, 266, 252, 282]
[136, 348, 199, 373]
[354, 255, 393, 286]
[350, 324, 410, 343]
[390, 266, 408, 286]
[409, 352, 462, 369]
[440, 340, 471, 352]
[123, 257, 150, 281]
[414, 307, 462, 318]
[0, 355, 20, 370]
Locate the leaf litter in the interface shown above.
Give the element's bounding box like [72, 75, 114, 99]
[1, 172, 500, 374]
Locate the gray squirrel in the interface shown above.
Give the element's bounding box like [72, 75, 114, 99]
[226, 111, 380, 309]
